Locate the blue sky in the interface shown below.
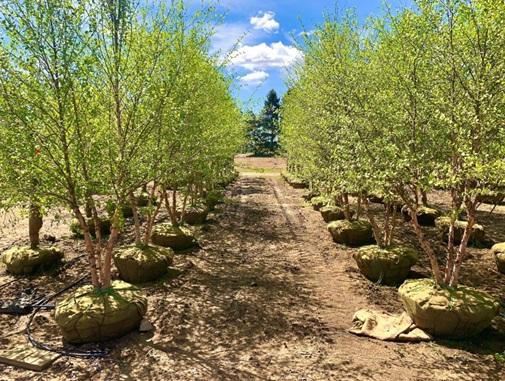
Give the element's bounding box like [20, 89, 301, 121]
[208, 0, 413, 112]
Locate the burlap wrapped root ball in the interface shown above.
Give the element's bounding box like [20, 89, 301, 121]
[320, 206, 354, 223]
[113, 245, 174, 283]
[282, 172, 308, 189]
[302, 190, 320, 202]
[401, 206, 441, 226]
[399, 279, 499, 338]
[310, 196, 330, 211]
[353, 245, 418, 285]
[151, 223, 196, 251]
[1, 246, 63, 274]
[491, 243, 505, 274]
[54, 280, 147, 344]
[218, 170, 239, 187]
[476, 191, 505, 205]
[70, 218, 111, 238]
[113, 195, 158, 219]
[177, 204, 209, 225]
[327, 220, 375, 247]
[368, 194, 385, 204]
[205, 190, 225, 211]
[435, 217, 485, 245]
[137, 192, 158, 207]
[290, 179, 308, 189]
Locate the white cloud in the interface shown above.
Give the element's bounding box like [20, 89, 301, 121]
[239, 70, 269, 85]
[230, 41, 303, 71]
[298, 29, 315, 37]
[212, 23, 250, 54]
[250, 11, 280, 33]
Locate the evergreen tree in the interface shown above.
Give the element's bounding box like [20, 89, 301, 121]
[249, 89, 281, 156]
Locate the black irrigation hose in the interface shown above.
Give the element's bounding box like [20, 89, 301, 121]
[26, 275, 110, 359]
[0, 278, 16, 290]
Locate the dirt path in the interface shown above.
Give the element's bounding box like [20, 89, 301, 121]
[191, 173, 503, 381]
[1, 168, 504, 380]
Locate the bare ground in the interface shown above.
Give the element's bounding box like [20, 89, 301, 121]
[1, 157, 505, 380]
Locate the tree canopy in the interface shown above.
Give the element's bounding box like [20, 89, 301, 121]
[281, 0, 505, 286]
[0, 0, 245, 289]
[246, 89, 281, 156]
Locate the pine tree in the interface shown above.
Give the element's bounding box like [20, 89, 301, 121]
[250, 89, 281, 156]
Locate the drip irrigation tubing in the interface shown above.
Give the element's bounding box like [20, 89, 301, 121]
[0, 278, 16, 290]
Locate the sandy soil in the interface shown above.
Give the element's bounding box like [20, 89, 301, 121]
[235, 156, 287, 176]
[1, 157, 504, 380]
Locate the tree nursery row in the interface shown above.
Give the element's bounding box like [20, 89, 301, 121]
[0, 0, 244, 344]
[281, 0, 505, 338]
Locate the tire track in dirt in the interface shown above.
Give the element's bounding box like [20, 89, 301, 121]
[264, 176, 411, 378]
[221, 174, 403, 380]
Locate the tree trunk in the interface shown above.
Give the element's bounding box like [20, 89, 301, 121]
[180, 193, 189, 223]
[88, 197, 103, 248]
[101, 209, 121, 289]
[449, 200, 477, 287]
[129, 192, 142, 245]
[85, 199, 93, 218]
[84, 197, 105, 284]
[409, 208, 444, 284]
[73, 207, 101, 288]
[143, 202, 161, 246]
[172, 189, 178, 224]
[28, 203, 43, 249]
[356, 195, 362, 219]
[445, 189, 463, 283]
[383, 204, 391, 246]
[363, 198, 383, 247]
[421, 190, 428, 206]
[163, 188, 178, 225]
[398, 187, 444, 285]
[143, 187, 162, 246]
[444, 218, 457, 284]
[343, 193, 351, 221]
